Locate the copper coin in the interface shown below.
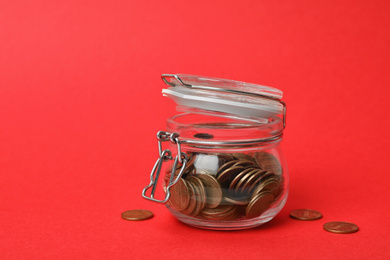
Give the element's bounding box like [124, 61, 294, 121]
[254, 152, 282, 175]
[236, 170, 263, 195]
[168, 178, 190, 211]
[186, 176, 207, 212]
[289, 209, 323, 221]
[121, 210, 154, 221]
[229, 168, 256, 190]
[323, 221, 359, 234]
[183, 154, 195, 172]
[251, 177, 280, 198]
[245, 191, 275, 219]
[231, 153, 256, 162]
[201, 205, 236, 220]
[189, 180, 203, 216]
[224, 196, 250, 206]
[169, 153, 194, 172]
[196, 174, 222, 208]
[217, 166, 245, 188]
[216, 160, 238, 177]
[181, 182, 197, 215]
[217, 154, 236, 167]
[245, 169, 267, 190]
[234, 169, 258, 195]
[249, 171, 275, 190]
[201, 205, 234, 216]
[196, 169, 212, 175]
[232, 160, 256, 168]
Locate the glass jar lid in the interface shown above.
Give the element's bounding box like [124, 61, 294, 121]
[161, 74, 285, 122]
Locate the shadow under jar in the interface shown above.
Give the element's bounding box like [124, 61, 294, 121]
[142, 74, 288, 230]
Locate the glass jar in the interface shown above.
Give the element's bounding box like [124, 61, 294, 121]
[142, 74, 288, 230]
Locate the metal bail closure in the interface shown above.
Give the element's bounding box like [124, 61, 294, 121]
[142, 131, 188, 204]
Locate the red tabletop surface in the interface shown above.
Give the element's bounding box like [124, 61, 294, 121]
[1, 1, 390, 259]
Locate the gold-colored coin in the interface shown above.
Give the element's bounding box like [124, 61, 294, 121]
[168, 178, 190, 211]
[254, 152, 282, 175]
[245, 191, 275, 219]
[121, 210, 154, 221]
[196, 174, 222, 208]
[323, 221, 359, 234]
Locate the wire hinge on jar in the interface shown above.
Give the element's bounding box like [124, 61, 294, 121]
[142, 131, 188, 204]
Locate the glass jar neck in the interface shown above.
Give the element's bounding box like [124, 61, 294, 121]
[166, 112, 284, 150]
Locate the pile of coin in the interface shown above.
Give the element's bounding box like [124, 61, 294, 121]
[166, 151, 284, 220]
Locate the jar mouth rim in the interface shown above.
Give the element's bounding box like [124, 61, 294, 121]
[166, 113, 284, 147]
[167, 113, 283, 131]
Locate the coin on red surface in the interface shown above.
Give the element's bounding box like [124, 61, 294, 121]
[121, 210, 154, 221]
[323, 221, 359, 234]
[289, 209, 323, 220]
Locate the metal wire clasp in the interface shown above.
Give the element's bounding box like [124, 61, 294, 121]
[142, 131, 188, 203]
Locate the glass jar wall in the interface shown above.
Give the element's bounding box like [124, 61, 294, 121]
[162, 112, 288, 230]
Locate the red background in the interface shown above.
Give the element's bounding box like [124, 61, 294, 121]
[1, 0, 390, 259]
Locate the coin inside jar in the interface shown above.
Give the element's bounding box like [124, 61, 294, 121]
[196, 174, 222, 208]
[168, 178, 190, 211]
[216, 160, 239, 177]
[185, 176, 207, 212]
[245, 191, 275, 219]
[223, 196, 250, 206]
[189, 181, 204, 216]
[231, 153, 256, 162]
[254, 152, 282, 175]
[167, 151, 286, 222]
[251, 176, 280, 198]
[181, 182, 198, 216]
[229, 168, 257, 192]
[201, 205, 237, 221]
[217, 166, 245, 188]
